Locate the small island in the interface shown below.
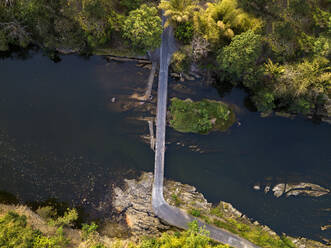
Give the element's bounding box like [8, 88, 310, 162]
[169, 98, 236, 134]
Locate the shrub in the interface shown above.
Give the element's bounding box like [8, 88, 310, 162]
[190, 209, 201, 217]
[252, 90, 276, 112]
[82, 222, 98, 240]
[171, 49, 191, 73]
[48, 208, 78, 227]
[174, 21, 194, 44]
[171, 193, 182, 206]
[36, 206, 57, 220]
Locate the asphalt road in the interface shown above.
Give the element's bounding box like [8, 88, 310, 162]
[152, 15, 260, 248]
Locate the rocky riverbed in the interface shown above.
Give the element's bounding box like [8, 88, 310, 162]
[112, 172, 330, 247]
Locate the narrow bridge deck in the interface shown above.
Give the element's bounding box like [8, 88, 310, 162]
[151, 14, 260, 248]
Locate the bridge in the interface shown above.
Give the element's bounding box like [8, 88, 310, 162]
[151, 14, 260, 248]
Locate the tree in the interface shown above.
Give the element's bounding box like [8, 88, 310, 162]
[193, 0, 261, 46]
[217, 30, 263, 85]
[68, 0, 115, 48]
[122, 4, 162, 52]
[159, 0, 198, 27]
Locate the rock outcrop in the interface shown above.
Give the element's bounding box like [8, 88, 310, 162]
[112, 172, 211, 237]
[272, 182, 330, 198]
[113, 172, 330, 247]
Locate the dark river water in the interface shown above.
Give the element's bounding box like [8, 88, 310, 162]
[0, 51, 330, 242]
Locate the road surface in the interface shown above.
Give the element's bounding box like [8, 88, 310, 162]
[151, 15, 260, 248]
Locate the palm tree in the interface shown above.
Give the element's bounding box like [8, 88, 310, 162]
[159, 0, 198, 26]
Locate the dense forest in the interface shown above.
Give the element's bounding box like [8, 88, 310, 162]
[0, 0, 330, 115]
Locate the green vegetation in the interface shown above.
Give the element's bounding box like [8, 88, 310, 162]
[0, 209, 228, 248]
[171, 48, 191, 73]
[190, 209, 201, 217]
[169, 98, 236, 134]
[137, 220, 228, 248]
[1, 0, 329, 116]
[186, 203, 298, 248]
[217, 30, 263, 85]
[48, 208, 78, 227]
[192, 0, 261, 47]
[159, 0, 331, 116]
[174, 22, 194, 44]
[0, 0, 160, 55]
[122, 5, 162, 52]
[213, 218, 295, 248]
[159, 0, 198, 27]
[171, 193, 182, 206]
[0, 211, 68, 248]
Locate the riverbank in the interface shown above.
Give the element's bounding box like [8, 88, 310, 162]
[113, 172, 330, 248]
[0, 173, 329, 248]
[1, 51, 330, 245]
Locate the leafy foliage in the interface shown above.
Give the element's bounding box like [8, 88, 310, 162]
[252, 90, 276, 113]
[68, 0, 115, 48]
[175, 22, 194, 44]
[137, 220, 228, 248]
[82, 222, 99, 240]
[122, 4, 162, 52]
[48, 208, 78, 227]
[0, 211, 68, 248]
[193, 0, 261, 46]
[190, 209, 201, 217]
[217, 30, 263, 84]
[119, 0, 145, 11]
[171, 49, 190, 73]
[159, 0, 198, 26]
[208, 203, 297, 248]
[170, 98, 235, 134]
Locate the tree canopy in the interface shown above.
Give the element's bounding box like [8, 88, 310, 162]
[122, 4, 162, 52]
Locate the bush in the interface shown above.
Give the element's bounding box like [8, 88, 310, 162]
[48, 208, 78, 227]
[171, 193, 182, 206]
[252, 90, 276, 113]
[175, 22, 194, 44]
[190, 209, 201, 217]
[82, 222, 98, 240]
[288, 98, 314, 114]
[36, 206, 57, 220]
[171, 49, 191, 73]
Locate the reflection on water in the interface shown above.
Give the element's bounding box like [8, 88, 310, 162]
[0, 51, 330, 241]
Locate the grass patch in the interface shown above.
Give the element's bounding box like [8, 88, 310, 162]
[171, 193, 182, 207]
[169, 98, 236, 134]
[212, 217, 296, 248]
[190, 209, 201, 217]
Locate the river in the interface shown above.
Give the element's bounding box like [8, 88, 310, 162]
[0, 50, 330, 242]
